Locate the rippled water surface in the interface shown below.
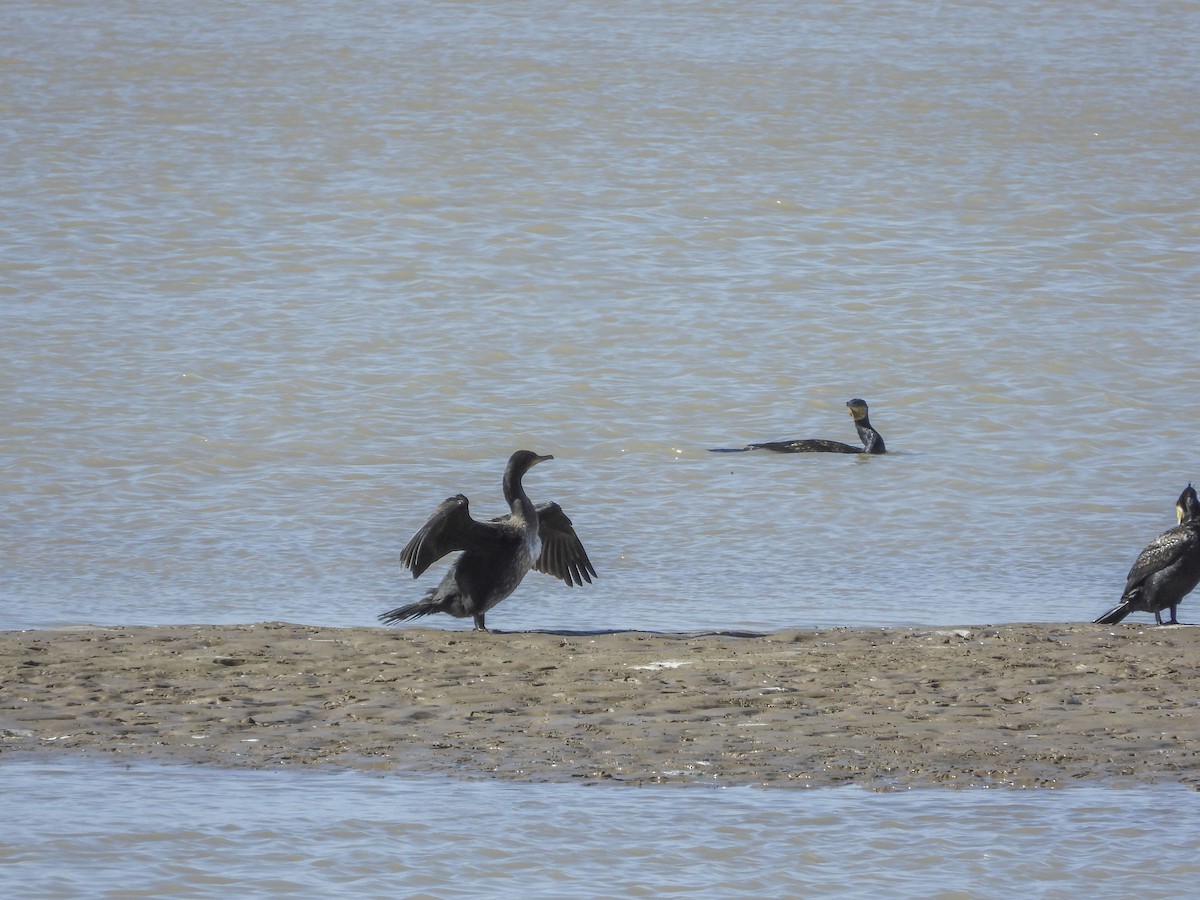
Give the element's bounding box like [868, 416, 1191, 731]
[4, 0, 1198, 634]
[3, 757, 1200, 898]
[3, 0, 1199, 893]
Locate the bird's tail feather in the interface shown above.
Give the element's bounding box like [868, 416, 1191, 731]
[1094, 603, 1131, 625]
[378, 602, 432, 625]
[378, 591, 447, 626]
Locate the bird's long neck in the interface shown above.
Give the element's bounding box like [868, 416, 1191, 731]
[503, 468, 538, 524]
[857, 420, 885, 454]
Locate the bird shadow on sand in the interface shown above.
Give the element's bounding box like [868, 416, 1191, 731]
[491, 628, 769, 639]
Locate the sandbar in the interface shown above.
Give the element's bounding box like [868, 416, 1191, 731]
[3, 622, 1198, 789]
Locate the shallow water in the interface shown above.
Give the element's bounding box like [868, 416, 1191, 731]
[2, 757, 1199, 899]
[3, 0, 1199, 893]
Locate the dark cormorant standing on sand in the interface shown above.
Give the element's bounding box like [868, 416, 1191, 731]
[1094, 484, 1200, 626]
[710, 398, 886, 454]
[378, 450, 596, 632]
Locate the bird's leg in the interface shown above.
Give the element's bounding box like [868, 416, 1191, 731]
[1155, 610, 1165, 625]
[1167, 605, 1180, 625]
[472, 613, 489, 632]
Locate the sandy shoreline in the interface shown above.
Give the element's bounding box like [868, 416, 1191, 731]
[2, 622, 1199, 789]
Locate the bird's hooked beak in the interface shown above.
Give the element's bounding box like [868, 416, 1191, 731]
[533, 453, 553, 466]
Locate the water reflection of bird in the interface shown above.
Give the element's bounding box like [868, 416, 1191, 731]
[1094, 484, 1200, 626]
[709, 398, 886, 454]
[378, 450, 595, 633]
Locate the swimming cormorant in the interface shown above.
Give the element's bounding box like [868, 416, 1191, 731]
[378, 450, 596, 632]
[1094, 483, 1200, 626]
[709, 399, 886, 454]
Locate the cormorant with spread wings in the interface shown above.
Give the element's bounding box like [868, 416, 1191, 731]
[379, 450, 596, 632]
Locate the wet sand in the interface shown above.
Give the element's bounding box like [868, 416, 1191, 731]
[3, 622, 1199, 789]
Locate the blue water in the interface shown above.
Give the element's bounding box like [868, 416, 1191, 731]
[3, 0, 1198, 635]
[2, 757, 1199, 898]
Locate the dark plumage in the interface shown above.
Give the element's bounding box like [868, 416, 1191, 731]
[709, 398, 886, 454]
[378, 450, 596, 632]
[1094, 484, 1200, 626]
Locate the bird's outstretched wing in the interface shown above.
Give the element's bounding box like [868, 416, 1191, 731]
[533, 501, 596, 587]
[400, 494, 494, 578]
[1124, 524, 1200, 594]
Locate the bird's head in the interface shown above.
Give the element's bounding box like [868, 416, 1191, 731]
[846, 399, 870, 422]
[1177, 483, 1198, 525]
[507, 449, 553, 476]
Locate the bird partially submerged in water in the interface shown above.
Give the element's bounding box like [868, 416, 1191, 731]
[709, 398, 886, 454]
[1094, 483, 1200, 626]
[378, 450, 596, 632]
